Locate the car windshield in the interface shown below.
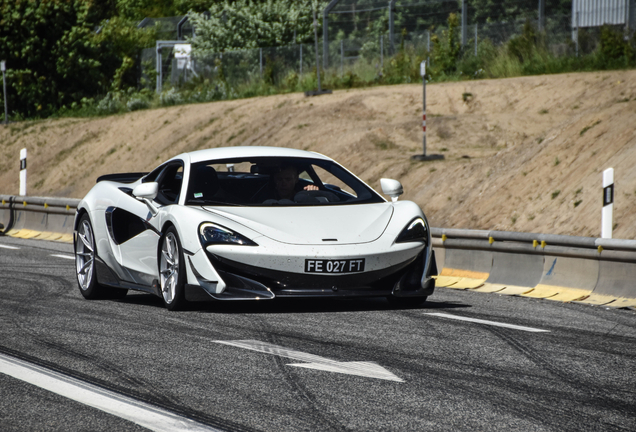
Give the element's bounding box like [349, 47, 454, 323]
[185, 157, 384, 206]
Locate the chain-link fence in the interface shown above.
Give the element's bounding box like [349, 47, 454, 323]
[139, 0, 634, 94]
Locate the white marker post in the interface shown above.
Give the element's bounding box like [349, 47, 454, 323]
[412, 61, 443, 161]
[19, 148, 27, 196]
[602, 168, 614, 239]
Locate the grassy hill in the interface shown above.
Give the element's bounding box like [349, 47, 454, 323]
[1, 69, 635, 238]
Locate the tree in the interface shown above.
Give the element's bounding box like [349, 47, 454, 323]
[0, 0, 155, 118]
[188, 0, 324, 55]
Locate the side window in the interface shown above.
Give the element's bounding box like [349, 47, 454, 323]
[156, 164, 183, 205]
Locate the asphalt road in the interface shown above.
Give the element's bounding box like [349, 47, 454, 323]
[1, 236, 635, 431]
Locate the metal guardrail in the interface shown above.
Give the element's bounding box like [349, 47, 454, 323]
[430, 227, 636, 252]
[430, 228, 636, 307]
[0, 195, 79, 242]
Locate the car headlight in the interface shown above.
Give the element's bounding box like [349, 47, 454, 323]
[395, 217, 428, 243]
[199, 222, 257, 247]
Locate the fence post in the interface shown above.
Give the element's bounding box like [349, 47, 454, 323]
[427, 30, 431, 66]
[340, 40, 344, 76]
[380, 35, 384, 69]
[575, 11, 579, 57]
[461, 0, 468, 46]
[323, 6, 329, 69]
[314, 8, 322, 92]
[539, 0, 545, 32]
[156, 44, 162, 94]
[389, 1, 396, 54]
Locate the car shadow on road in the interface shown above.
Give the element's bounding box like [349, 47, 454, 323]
[117, 293, 470, 314]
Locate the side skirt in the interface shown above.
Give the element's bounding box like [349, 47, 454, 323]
[95, 258, 160, 297]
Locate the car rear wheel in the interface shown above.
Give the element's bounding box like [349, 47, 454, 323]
[159, 227, 187, 311]
[75, 214, 127, 299]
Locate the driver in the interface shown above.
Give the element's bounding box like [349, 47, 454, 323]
[272, 165, 318, 200]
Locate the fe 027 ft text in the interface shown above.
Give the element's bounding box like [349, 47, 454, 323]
[304, 258, 365, 274]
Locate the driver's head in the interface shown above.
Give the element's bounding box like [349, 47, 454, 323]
[273, 165, 299, 199]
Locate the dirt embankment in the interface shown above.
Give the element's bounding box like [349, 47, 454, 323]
[1, 70, 635, 238]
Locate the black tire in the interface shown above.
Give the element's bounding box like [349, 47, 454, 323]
[158, 226, 187, 311]
[75, 213, 127, 300]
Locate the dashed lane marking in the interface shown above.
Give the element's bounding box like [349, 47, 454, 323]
[50, 254, 75, 260]
[425, 312, 550, 333]
[0, 352, 222, 432]
[0, 244, 20, 250]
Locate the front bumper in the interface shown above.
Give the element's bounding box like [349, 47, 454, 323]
[201, 249, 435, 299]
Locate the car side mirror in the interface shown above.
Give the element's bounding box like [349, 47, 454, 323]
[133, 182, 159, 216]
[380, 178, 403, 202]
[133, 182, 158, 200]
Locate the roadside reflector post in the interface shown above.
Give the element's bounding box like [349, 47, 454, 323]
[412, 61, 443, 161]
[19, 148, 27, 196]
[602, 168, 614, 239]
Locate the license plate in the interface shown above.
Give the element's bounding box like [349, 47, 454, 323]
[304, 258, 365, 274]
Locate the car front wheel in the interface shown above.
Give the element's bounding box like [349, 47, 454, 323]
[75, 214, 127, 299]
[159, 227, 187, 311]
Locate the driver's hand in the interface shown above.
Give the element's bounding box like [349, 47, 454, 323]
[304, 185, 319, 191]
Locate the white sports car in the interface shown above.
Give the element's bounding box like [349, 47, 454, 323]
[74, 146, 436, 310]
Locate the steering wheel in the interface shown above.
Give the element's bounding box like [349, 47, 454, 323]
[293, 190, 340, 204]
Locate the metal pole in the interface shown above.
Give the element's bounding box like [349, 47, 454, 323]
[538, 0, 545, 32]
[300, 44, 303, 75]
[1, 60, 7, 124]
[313, 8, 322, 92]
[474, 23, 478, 56]
[575, 11, 579, 57]
[323, 7, 328, 69]
[156, 45, 162, 94]
[427, 30, 430, 66]
[421, 61, 427, 156]
[389, 1, 395, 54]
[340, 40, 344, 76]
[259, 48, 263, 78]
[380, 35, 384, 69]
[461, 0, 468, 47]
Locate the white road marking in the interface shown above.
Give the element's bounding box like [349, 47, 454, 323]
[425, 313, 550, 333]
[0, 353, 221, 432]
[51, 254, 75, 260]
[0, 244, 20, 250]
[214, 339, 403, 382]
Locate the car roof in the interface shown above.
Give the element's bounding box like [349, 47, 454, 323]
[171, 146, 333, 164]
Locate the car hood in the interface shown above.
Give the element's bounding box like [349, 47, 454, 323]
[203, 203, 394, 245]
